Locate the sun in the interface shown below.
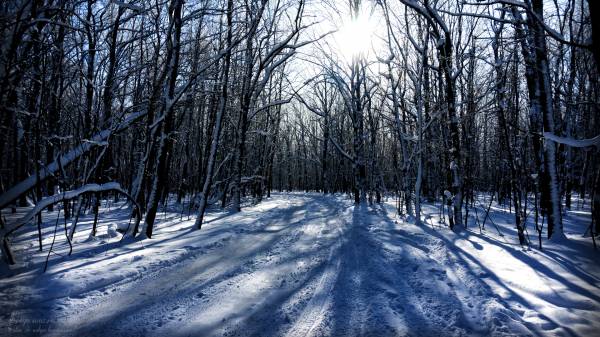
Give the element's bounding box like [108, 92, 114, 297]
[334, 9, 377, 61]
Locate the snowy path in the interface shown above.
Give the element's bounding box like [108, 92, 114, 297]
[1, 193, 599, 336]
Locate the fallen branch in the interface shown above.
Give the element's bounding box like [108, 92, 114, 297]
[0, 111, 146, 210]
[1, 182, 141, 265]
[543, 132, 600, 148]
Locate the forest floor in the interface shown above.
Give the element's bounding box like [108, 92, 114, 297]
[1, 193, 599, 337]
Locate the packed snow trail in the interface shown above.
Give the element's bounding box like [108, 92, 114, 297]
[1, 193, 599, 336]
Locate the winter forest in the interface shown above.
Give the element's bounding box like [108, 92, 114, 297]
[1, 0, 600, 335]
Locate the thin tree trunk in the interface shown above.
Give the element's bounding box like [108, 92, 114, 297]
[195, 0, 234, 229]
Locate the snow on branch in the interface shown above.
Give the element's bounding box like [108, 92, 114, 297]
[240, 175, 266, 184]
[249, 99, 292, 120]
[463, 0, 591, 49]
[2, 183, 142, 265]
[329, 136, 355, 162]
[0, 111, 146, 210]
[110, 0, 144, 12]
[543, 132, 600, 148]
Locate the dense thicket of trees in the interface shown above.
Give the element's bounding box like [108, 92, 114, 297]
[0, 0, 599, 263]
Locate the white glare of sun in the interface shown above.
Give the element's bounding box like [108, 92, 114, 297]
[335, 13, 376, 60]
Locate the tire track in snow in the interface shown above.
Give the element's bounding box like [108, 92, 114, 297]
[289, 203, 398, 337]
[325, 206, 404, 336]
[217, 195, 348, 337]
[283, 203, 346, 337]
[46, 195, 320, 337]
[149, 194, 347, 337]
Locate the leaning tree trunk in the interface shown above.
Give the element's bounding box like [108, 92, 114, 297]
[195, 0, 234, 229]
[144, 0, 183, 238]
[231, 13, 256, 213]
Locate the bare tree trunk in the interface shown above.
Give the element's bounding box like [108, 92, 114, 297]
[493, 16, 525, 244]
[144, 0, 184, 238]
[195, 0, 234, 229]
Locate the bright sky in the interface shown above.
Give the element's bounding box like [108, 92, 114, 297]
[332, 3, 381, 62]
[287, 0, 386, 88]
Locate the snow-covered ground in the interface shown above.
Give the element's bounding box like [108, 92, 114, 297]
[1, 193, 599, 336]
